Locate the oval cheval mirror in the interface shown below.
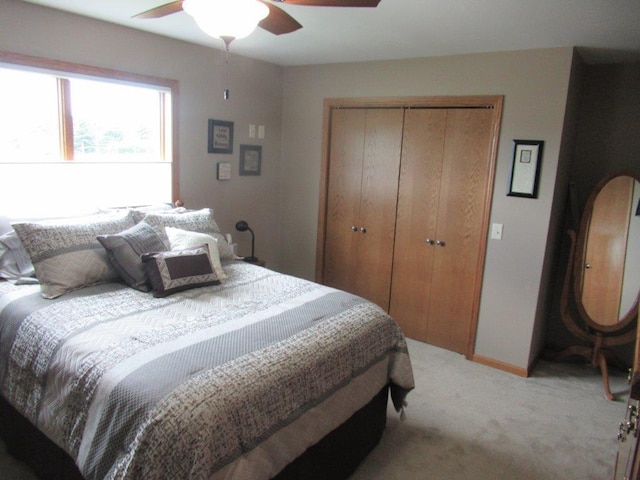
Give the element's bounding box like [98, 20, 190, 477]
[558, 172, 640, 400]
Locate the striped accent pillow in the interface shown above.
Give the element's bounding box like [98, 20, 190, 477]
[13, 211, 135, 298]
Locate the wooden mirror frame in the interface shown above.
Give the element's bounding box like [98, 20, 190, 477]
[558, 171, 640, 400]
[572, 171, 640, 334]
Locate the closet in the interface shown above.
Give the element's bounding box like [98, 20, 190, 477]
[316, 96, 502, 356]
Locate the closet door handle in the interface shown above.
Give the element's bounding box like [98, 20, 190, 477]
[360, 227, 367, 234]
[425, 238, 434, 245]
[351, 226, 358, 232]
[436, 240, 445, 246]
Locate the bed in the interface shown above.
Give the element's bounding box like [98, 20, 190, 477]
[0, 207, 414, 480]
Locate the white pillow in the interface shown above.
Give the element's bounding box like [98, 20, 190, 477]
[165, 226, 227, 280]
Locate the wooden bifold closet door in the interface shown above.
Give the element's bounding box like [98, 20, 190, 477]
[322, 108, 403, 310]
[389, 108, 496, 354]
[317, 97, 502, 357]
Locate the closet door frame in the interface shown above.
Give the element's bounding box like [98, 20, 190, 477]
[316, 95, 503, 358]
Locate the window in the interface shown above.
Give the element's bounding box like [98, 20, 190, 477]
[0, 52, 178, 218]
[0, 68, 59, 162]
[70, 78, 166, 163]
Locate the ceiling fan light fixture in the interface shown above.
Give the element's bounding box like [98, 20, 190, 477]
[183, 0, 269, 41]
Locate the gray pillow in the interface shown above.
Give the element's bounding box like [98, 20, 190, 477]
[98, 204, 181, 223]
[0, 230, 35, 281]
[129, 205, 184, 223]
[141, 244, 221, 298]
[97, 222, 166, 291]
[141, 208, 234, 259]
[13, 211, 135, 298]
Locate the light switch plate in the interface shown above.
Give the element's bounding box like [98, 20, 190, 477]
[491, 223, 503, 240]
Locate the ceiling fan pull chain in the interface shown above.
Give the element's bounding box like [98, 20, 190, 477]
[223, 43, 230, 100]
[221, 36, 233, 100]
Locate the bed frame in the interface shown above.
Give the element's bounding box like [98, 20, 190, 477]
[0, 385, 389, 480]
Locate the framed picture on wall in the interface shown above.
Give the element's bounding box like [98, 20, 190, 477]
[208, 119, 234, 154]
[239, 145, 262, 176]
[507, 139, 544, 198]
[217, 162, 231, 180]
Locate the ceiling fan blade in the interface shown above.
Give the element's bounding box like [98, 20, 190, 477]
[271, 0, 380, 6]
[132, 1, 184, 19]
[258, 1, 303, 35]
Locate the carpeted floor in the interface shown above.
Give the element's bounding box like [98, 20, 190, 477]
[350, 338, 628, 480]
[0, 338, 629, 479]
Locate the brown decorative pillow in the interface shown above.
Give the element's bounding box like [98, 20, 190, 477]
[141, 244, 221, 298]
[165, 226, 227, 280]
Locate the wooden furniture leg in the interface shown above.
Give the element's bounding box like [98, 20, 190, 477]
[595, 350, 615, 401]
[553, 345, 593, 362]
[551, 338, 618, 401]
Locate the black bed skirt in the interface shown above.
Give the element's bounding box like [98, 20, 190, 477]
[0, 385, 389, 480]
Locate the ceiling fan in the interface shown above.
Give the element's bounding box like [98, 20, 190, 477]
[132, 0, 381, 37]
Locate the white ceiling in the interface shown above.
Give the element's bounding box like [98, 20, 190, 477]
[21, 0, 640, 66]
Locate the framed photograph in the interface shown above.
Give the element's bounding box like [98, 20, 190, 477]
[208, 119, 234, 154]
[216, 162, 231, 180]
[507, 140, 544, 198]
[239, 145, 262, 176]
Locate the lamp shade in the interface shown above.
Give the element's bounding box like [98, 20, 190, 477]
[183, 0, 269, 41]
[235, 220, 250, 232]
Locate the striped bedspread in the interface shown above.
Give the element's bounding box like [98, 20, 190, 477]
[0, 262, 414, 480]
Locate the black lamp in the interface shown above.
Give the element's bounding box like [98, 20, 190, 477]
[235, 220, 257, 262]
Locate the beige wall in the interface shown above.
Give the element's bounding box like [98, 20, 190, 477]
[1, 0, 582, 371]
[0, 0, 284, 268]
[280, 48, 576, 371]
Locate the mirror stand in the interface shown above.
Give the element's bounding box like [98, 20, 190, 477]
[553, 172, 640, 400]
[557, 229, 636, 400]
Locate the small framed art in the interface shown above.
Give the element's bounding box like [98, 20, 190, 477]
[208, 119, 234, 154]
[507, 140, 544, 198]
[217, 162, 231, 180]
[239, 145, 262, 176]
